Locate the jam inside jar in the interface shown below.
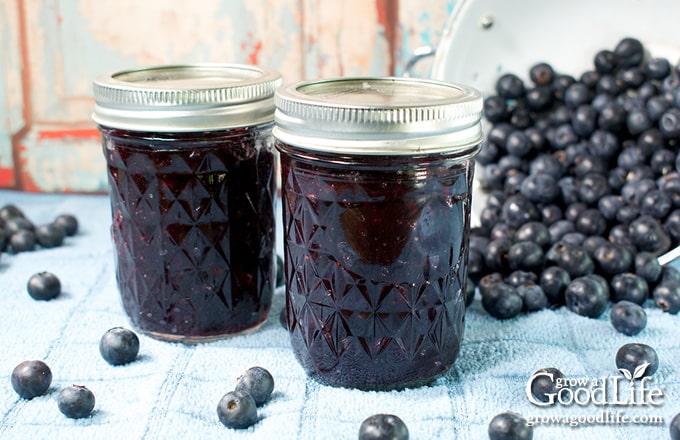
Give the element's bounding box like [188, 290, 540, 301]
[279, 147, 475, 389]
[101, 126, 276, 341]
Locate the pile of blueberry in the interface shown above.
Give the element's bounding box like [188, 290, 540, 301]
[10, 326, 139, 419]
[469, 37, 680, 328]
[0, 204, 78, 255]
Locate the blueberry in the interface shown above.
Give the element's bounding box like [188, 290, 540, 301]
[495, 73, 525, 99]
[276, 254, 284, 287]
[563, 83, 590, 109]
[671, 412, 680, 440]
[514, 222, 550, 249]
[510, 106, 533, 131]
[235, 366, 274, 407]
[614, 37, 644, 68]
[596, 74, 622, 96]
[592, 242, 632, 277]
[481, 283, 523, 320]
[548, 220, 575, 244]
[565, 275, 608, 318]
[519, 173, 558, 204]
[640, 190, 672, 219]
[505, 130, 533, 157]
[577, 173, 610, 205]
[0, 204, 25, 222]
[27, 271, 61, 301]
[615, 342, 658, 380]
[484, 239, 512, 273]
[551, 74, 576, 101]
[610, 300, 647, 336]
[597, 101, 626, 132]
[478, 272, 505, 297]
[644, 57, 671, 80]
[217, 390, 258, 429]
[488, 412, 533, 440]
[525, 86, 553, 111]
[507, 241, 544, 272]
[609, 273, 649, 305]
[517, 284, 549, 311]
[54, 214, 78, 236]
[575, 209, 606, 236]
[588, 130, 619, 160]
[505, 270, 537, 288]
[594, 49, 616, 73]
[652, 281, 680, 314]
[529, 62, 554, 86]
[598, 195, 624, 221]
[57, 385, 95, 419]
[660, 108, 680, 139]
[464, 276, 476, 306]
[35, 223, 65, 248]
[540, 266, 571, 305]
[9, 229, 36, 253]
[629, 216, 671, 255]
[4, 216, 34, 234]
[571, 105, 597, 137]
[547, 243, 594, 278]
[358, 414, 409, 440]
[530, 367, 565, 403]
[483, 96, 509, 123]
[633, 252, 662, 284]
[99, 327, 140, 365]
[11, 360, 52, 399]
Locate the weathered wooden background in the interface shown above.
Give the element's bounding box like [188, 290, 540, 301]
[0, 0, 455, 193]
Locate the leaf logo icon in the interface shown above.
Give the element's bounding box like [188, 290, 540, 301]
[633, 362, 649, 380]
[619, 362, 649, 381]
[619, 368, 633, 380]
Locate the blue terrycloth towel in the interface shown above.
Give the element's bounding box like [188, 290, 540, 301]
[0, 190, 678, 439]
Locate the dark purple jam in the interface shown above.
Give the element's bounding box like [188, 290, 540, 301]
[278, 143, 475, 390]
[101, 125, 276, 342]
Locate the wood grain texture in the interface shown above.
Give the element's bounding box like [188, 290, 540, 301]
[1, 0, 456, 192]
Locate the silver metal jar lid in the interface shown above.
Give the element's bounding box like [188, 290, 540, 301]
[273, 76, 483, 155]
[92, 64, 282, 132]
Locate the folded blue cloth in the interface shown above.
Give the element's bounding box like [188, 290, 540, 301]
[0, 190, 678, 439]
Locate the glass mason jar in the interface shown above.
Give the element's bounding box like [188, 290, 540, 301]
[92, 64, 282, 342]
[274, 77, 483, 390]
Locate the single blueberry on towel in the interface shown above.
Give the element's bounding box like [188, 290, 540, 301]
[610, 301, 647, 336]
[27, 271, 61, 301]
[53, 213, 79, 236]
[35, 223, 65, 248]
[358, 414, 409, 440]
[234, 366, 274, 407]
[11, 360, 52, 399]
[57, 385, 95, 419]
[488, 412, 533, 440]
[217, 390, 257, 429]
[99, 327, 140, 366]
[616, 343, 658, 380]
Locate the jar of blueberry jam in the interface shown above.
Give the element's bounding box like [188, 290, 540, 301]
[92, 64, 282, 342]
[274, 77, 483, 389]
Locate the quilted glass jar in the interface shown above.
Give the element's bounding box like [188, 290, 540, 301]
[92, 64, 282, 342]
[274, 77, 483, 389]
